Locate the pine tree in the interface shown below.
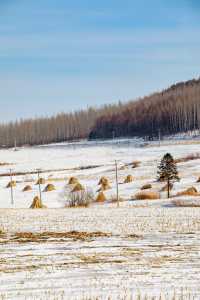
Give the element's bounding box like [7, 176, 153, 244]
[157, 153, 179, 198]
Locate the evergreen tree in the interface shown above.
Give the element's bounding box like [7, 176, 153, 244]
[157, 153, 179, 198]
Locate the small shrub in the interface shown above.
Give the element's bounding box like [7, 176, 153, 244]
[141, 183, 152, 190]
[65, 189, 94, 208]
[134, 191, 160, 200]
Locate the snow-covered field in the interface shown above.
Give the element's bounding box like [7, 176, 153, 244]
[1, 140, 200, 299]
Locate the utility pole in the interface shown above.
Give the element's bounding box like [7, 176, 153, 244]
[115, 160, 119, 207]
[158, 128, 161, 147]
[9, 169, 14, 206]
[14, 138, 17, 151]
[37, 169, 42, 203]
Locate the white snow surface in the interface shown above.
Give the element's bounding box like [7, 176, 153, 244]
[1, 140, 200, 299]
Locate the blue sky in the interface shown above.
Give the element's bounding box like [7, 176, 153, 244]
[0, 0, 200, 121]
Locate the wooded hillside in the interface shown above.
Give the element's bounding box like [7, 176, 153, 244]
[0, 104, 122, 147]
[1, 77, 200, 147]
[89, 78, 200, 140]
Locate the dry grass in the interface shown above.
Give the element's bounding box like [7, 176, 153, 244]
[30, 196, 47, 209]
[132, 160, 141, 168]
[141, 183, 152, 190]
[98, 182, 111, 191]
[96, 191, 106, 202]
[172, 199, 200, 207]
[12, 231, 111, 242]
[124, 175, 134, 183]
[72, 183, 85, 192]
[98, 176, 110, 185]
[175, 152, 200, 163]
[109, 195, 124, 203]
[6, 181, 16, 188]
[44, 183, 56, 192]
[22, 185, 32, 192]
[134, 191, 160, 200]
[35, 178, 45, 185]
[176, 187, 199, 197]
[0, 162, 12, 166]
[68, 176, 79, 185]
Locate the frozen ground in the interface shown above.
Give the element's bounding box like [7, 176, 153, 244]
[1, 139, 200, 299]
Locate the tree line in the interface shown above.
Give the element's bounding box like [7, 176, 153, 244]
[1, 77, 200, 147]
[0, 104, 122, 147]
[89, 78, 200, 140]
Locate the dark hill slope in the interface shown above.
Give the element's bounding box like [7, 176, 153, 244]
[89, 78, 200, 140]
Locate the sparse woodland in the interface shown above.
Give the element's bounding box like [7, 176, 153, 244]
[0, 78, 200, 147]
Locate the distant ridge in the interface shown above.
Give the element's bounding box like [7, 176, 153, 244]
[89, 77, 200, 140]
[0, 77, 200, 147]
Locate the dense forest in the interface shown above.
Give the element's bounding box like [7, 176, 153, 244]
[0, 78, 200, 147]
[89, 78, 200, 140]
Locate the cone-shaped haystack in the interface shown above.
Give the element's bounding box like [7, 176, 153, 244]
[72, 183, 85, 192]
[98, 177, 109, 185]
[23, 185, 32, 192]
[124, 175, 134, 184]
[36, 178, 45, 185]
[96, 192, 106, 202]
[6, 181, 16, 188]
[30, 196, 46, 209]
[98, 182, 111, 191]
[44, 183, 56, 192]
[68, 177, 79, 185]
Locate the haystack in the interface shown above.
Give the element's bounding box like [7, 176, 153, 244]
[23, 185, 32, 192]
[6, 181, 16, 188]
[176, 187, 199, 197]
[98, 182, 111, 191]
[161, 183, 173, 192]
[134, 191, 160, 200]
[36, 178, 45, 185]
[30, 196, 46, 209]
[132, 161, 140, 168]
[197, 177, 200, 183]
[141, 184, 152, 190]
[72, 183, 85, 192]
[68, 177, 79, 185]
[44, 184, 56, 192]
[98, 177, 109, 185]
[96, 192, 106, 203]
[124, 175, 134, 184]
